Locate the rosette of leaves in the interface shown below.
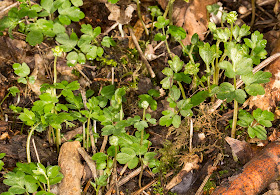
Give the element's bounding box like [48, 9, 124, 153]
[115, 131, 158, 171]
[237, 108, 274, 140]
[59, 24, 116, 67]
[2, 162, 63, 194]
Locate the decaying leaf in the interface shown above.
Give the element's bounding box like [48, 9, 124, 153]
[166, 155, 199, 190]
[156, 0, 217, 44]
[106, 3, 136, 25]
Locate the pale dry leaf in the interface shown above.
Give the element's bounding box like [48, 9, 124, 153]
[106, 3, 136, 25]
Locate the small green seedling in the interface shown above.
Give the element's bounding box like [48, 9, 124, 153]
[237, 108, 274, 140]
[13, 63, 35, 85]
[0, 86, 20, 108]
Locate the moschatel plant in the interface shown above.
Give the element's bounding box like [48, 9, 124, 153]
[2, 162, 63, 194]
[152, 10, 272, 139]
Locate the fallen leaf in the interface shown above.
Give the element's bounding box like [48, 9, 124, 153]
[156, 0, 217, 44]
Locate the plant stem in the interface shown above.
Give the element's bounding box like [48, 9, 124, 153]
[230, 23, 233, 41]
[177, 81, 186, 99]
[136, 0, 149, 35]
[86, 116, 91, 151]
[163, 0, 175, 19]
[56, 128, 61, 152]
[26, 123, 40, 163]
[231, 76, 238, 138]
[139, 108, 146, 188]
[214, 40, 221, 85]
[0, 92, 10, 107]
[151, 16, 155, 33]
[53, 56, 57, 85]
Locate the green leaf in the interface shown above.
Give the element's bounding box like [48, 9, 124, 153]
[253, 108, 274, 127]
[154, 16, 169, 29]
[13, 62, 30, 77]
[160, 77, 172, 89]
[218, 61, 235, 78]
[56, 32, 78, 52]
[168, 55, 184, 73]
[214, 28, 230, 42]
[199, 43, 215, 67]
[244, 31, 267, 64]
[167, 25, 186, 41]
[127, 156, 139, 169]
[169, 85, 181, 101]
[58, 5, 85, 23]
[116, 148, 136, 164]
[245, 83, 265, 96]
[66, 51, 78, 67]
[92, 152, 107, 163]
[101, 36, 116, 47]
[148, 6, 162, 17]
[41, 0, 54, 14]
[71, 0, 83, 7]
[225, 42, 253, 76]
[138, 94, 157, 110]
[148, 89, 160, 98]
[26, 30, 43, 46]
[8, 86, 20, 96]
[47, 166, 60, 178]
[53, 22, 66, 34]
[101, 85, 115, 99]
[190, 91, 209, 106]
[0, 153, 5, 159]
[19, 108, 35, 126]
[248, 125, 267, 140]
[8, 186, 26, 194]
[18, 77, 27, 84]
[237, 109, 254, 127]
[217, 82, 247, 103]
[159, 110, 175, 127]
[173, 72, 192, 84]
[134, 120, 148, 131]
[242, 71, 271, 85]
[154, 33, 166, 41]
[172, 114, 181, 128]
[177, 99, 193, 117]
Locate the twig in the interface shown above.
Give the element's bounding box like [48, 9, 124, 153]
[189, 118, 193, 153]
[32, 138, 40, 163]
[209, 53, 280, 113]
[132, 171, 173, 195]
[128, 27, 156, 78]
[77, 147, 97, 181]
[74, 65, 92, 84]
[0, 2, 19, 15]
[195, 153, 223, 195]
[100, 135, 108, 153]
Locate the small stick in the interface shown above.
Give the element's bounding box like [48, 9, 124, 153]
[77, 147, 97, 181]
[189, 118, 193, 153]
[209, 53, 280, 113]
[0, 2, 19, 15]
[195, 153, 223, 195]
[32, 138, 40, 163]
[100, 135, 108, 153]
[128, 27, 156, 78]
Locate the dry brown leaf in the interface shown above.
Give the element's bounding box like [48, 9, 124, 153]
[156, 0, 217, 44]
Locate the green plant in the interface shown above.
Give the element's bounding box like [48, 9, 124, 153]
[1, 162, 63, 194]
[0, 87, 20, 108]
[237, 108, 274, 140]
[18, 80, 80, 162]
[211, 12, 270, 138]
[0, 153, 5, 171]
[0, 0, 84, 46]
